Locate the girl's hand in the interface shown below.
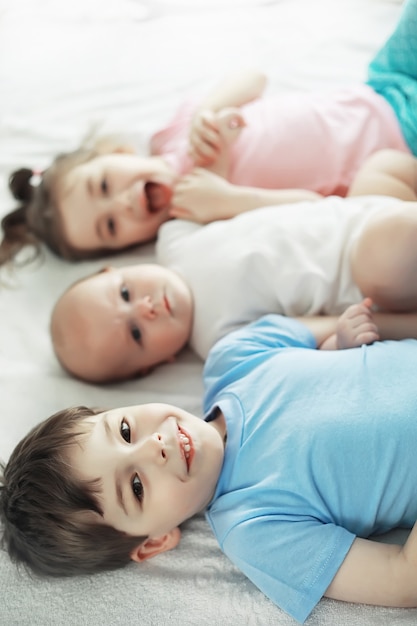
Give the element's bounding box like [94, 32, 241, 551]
[170, 168, 237, 223]
[336, 297, 380, 349]
[188, 109, 221, 167]
[188, 107, 245, 167]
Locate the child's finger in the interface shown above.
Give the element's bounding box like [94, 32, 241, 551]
[200, 109, 219, 131]
[188, 143, 213, 165]
[355, 329, 380, 346]
[169, 206, 191, 219]
[190, 143, 218, 165]
[200, 127, 221, 150]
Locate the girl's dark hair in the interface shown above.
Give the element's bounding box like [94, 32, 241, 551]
[0, 406, 147, 577]
[1, 138, 134, 267]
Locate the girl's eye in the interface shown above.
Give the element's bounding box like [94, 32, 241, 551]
[107, 217, 116, 236]
[121, 285, 130, 302]
[131, 325, 142, 344]
[132, 474, 144, 502]
[120, 418, 131, 443]
[101, 178, 108, 194]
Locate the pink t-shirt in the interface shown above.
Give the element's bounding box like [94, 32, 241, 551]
[151, 84, 409, 196]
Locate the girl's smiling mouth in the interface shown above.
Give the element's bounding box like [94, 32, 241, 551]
[145, 181, 171, 213]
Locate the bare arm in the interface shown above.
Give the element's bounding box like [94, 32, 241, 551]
[197, 68, 267, 114]
[170, 168, 322, 222]
[325, 524, 417, 608]
[189, 69, 267, 166]
[348, 149, 417, 201]
[299, 298, 417, 350]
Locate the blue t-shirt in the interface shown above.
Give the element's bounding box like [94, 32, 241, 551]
[203, 315, 417, 623]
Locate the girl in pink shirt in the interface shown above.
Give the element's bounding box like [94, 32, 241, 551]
[2, 0, 416, 264]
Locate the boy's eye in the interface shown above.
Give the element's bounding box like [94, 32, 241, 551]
[131, 325, 142, 344]
[107, 217, 116, 236]
[132, 474, 144, 502]
[120, 418, 131, 443]
[101, 178, 108, 194]
[121, 285, 130, 302]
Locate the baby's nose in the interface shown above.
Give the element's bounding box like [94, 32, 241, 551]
[136, 295, 156, 320]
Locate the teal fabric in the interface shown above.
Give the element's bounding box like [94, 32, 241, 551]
[367, 0, 417, 154]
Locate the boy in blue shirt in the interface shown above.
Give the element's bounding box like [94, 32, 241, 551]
[3, 302, 417, 623]
[203, 313, 417, 622]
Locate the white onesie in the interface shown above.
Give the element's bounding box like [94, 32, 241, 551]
[156, 195, 401, 359]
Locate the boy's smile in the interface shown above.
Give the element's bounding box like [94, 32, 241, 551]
[68, 403, 225, 544]
[178, 424, 193, 471]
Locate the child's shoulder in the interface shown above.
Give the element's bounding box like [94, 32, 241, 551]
[156, 218, 202, 263]
[204, 315, 315, 389]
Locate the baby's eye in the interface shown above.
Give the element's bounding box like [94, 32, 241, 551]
[120, 418, 131, 443]
[101, 178, 108, 194]
[107, 217, 116, 236]
[121, 285, 130, 302]
[132, 474, 144, 502]
[131, 325, 142, 344]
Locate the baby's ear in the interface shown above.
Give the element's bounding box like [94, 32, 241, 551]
[97, 266, 115, 275]
[138, 355, 176, 379]
[130, 528, 181, 562]
[112, 145, 136, 155]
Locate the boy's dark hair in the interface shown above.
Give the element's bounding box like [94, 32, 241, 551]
[0, 406, 147, 577]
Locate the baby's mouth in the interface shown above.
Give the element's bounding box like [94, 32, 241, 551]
[144, 181, 171, 213]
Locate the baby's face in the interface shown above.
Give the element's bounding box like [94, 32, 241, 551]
[58, 153, 175, 251]
[51, 264, 193, 381]
[68, 403, 225, 541]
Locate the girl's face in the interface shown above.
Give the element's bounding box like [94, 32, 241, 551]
[58, 153, 176, 251]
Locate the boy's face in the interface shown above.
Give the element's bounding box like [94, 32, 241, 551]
[69, 403, 225, 546]
[51, 264, 193, 382]
[59, 153, 175, 251]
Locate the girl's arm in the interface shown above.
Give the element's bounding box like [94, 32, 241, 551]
[348, 149, 417, 201]
[325, 524, 417, 608]
[197, 67, 267, 112]
[170, 168, 322, 222]
[189, 68, 267, 166]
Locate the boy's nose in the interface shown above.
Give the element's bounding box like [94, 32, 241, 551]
[135, 432, 167, 465]
[135, 295, 156, 320]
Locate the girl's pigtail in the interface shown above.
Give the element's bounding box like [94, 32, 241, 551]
[9, 168, 34, 202]
[0, 169, 42, 267]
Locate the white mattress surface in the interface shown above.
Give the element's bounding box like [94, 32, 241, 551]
[1, 1, 416, 625]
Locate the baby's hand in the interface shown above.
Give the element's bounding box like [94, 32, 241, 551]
[336, 297, 380, 349]
[170, 168, 237, 223]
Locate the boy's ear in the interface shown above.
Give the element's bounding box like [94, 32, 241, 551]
[130, 527, 181, 563]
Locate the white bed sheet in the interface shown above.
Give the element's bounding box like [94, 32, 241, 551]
[1, 1, 416, 625]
